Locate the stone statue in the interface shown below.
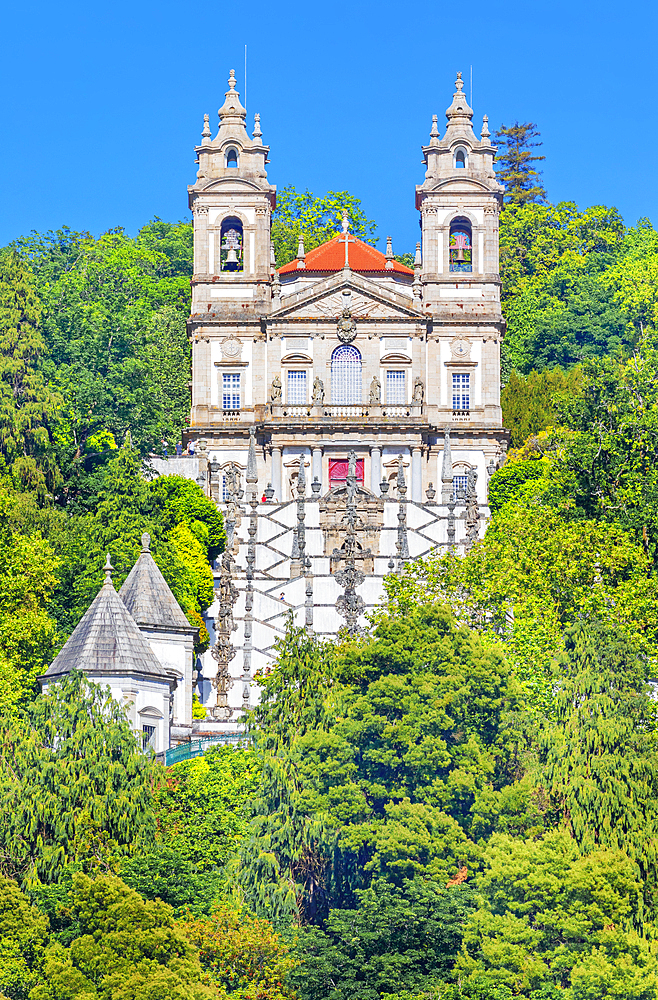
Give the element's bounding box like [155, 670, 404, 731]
[337, 307, 357, 344]
[413, 376, 424, 404]
[270, 375, 282, 403]
[312, 376, 324, 404]
[369, 376, 381, 404]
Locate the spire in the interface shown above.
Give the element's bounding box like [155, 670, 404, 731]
[414, 242, 422, 267]
[246, 426, 258, 484]
[44, 561, 170, 681]
[297, 451, 306, 490]
[385, 236, 394, 270]
[217, 69, 247, 130]
[119, 532, 193, 632]
[253, 112, 262, 140]
[430, 114, 440, 145]
[481, 114, 490, 141]
[445, 71, 474, 130]
[270, 242, 276, 269]
[202, 113, 212, 143]
[296, 232, 306, 270]
[441, 427, 453, 503]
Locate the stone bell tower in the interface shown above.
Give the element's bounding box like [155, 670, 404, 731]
[416, 72, 504, 427]
[188, 70, 276, 427]
[188, 70, 275, 316]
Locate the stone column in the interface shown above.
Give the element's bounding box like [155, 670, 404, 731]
[271, 447, 282, 503]
[411, 448, 422, 502]
[370, 447, 381, 491]
[312, 447, 322, 488]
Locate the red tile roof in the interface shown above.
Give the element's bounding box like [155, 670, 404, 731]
[278, 234, 414, 275]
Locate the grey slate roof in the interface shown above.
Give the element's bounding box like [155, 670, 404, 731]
[119, 533, 194, 632]
[44, 555, 170, 680]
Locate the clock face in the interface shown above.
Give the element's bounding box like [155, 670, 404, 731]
[453, 340, 468, 358]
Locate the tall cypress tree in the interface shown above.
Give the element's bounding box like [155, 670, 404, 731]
[541, 622, 658, 912]
[0, 251, 60, 492]
[494, 122, 546, 206]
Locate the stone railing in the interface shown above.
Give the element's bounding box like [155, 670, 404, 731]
[451, 409, 471, 422]
[268, 402, 424, 420]
[323, 404, 371, 417]
[221, 409, 242, 422]
[282, 405, 312, 417]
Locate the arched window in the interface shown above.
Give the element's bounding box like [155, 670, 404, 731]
[226, 147, 238, 168]
[455, 148, 467, 168]
[220, 216, 243, 272]
[449, 217, 472, 273]
[331, 345, 362, 404]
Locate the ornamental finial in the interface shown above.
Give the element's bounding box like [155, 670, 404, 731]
[296, 233, 306, 270]
[202, 113, 211, 142]
[103, 553, 114, 587]
[455, 71, 464, 92]
[253, 112, 262, 139]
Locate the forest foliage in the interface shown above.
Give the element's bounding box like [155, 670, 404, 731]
[4, 125, 658, 998]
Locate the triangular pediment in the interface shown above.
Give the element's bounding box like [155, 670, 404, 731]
[271, 271, 424, 322]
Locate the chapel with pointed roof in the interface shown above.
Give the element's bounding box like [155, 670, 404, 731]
[182, 71, 510, 728]
[41, 538, 197, 753]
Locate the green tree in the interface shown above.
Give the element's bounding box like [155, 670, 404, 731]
[271, 188, 377, 267]
[47, 443, 221, 642]
[0, 252, 60, 495]
[541, 623, 658, 900]
[181, 901, 298, 1000]
[498, 202, 625, 376]
[0, 874, 49, 1000]
[291, 878, 477, 1000]
[494, 123, 546, 206]
[13, 222, 193, 486]
[0, 672, 157, 883]
[30, 873, 215, 1000]
[241, 609, 516, 925]
[501, 369, 582, 447]
[389, 502, 658, 713]
[0, 478, 59, 713]
[120, 745, 261, 914]
[458, 831, 653, 997]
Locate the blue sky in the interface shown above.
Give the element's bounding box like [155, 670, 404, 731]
[1, 0, 656, 253]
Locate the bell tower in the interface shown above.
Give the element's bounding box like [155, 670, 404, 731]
[415, 72, 504, 426]
[188, 70, 276, 316]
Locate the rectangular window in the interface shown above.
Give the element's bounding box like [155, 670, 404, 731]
[222, 373, 241, 410]
[386, 370, 406, 404]
[453, 475, 469, 501]
[142, 725, 156, 750]
[452, 373, 470, 410]
[287, 370, 307, 404]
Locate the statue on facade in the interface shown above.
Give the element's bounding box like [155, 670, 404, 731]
[369, 376, 381, 404]
[337, 307, 357, 344]
[270, 375, 282, 403]
[312, 376, 325, 404]
[413, 376, 424, 404]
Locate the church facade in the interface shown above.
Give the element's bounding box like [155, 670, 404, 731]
[186, 70, 509, 729]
